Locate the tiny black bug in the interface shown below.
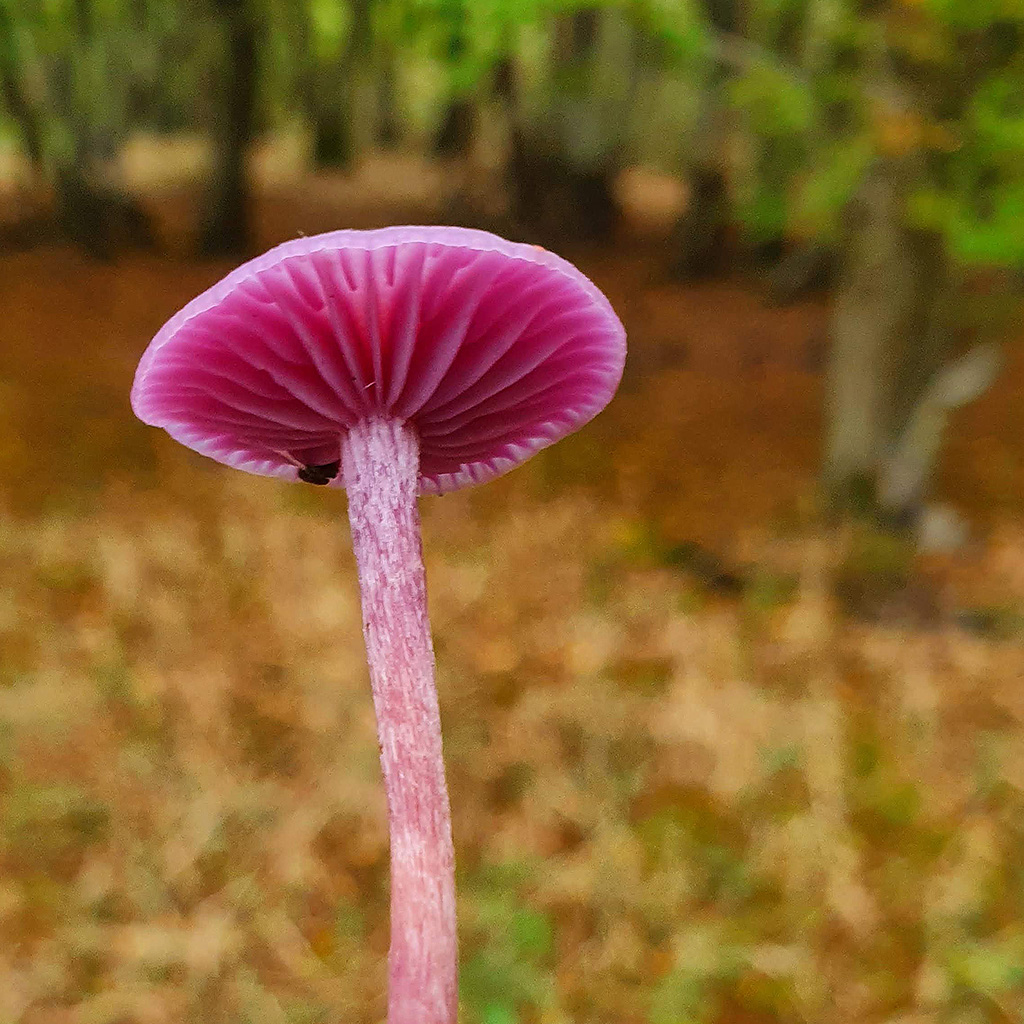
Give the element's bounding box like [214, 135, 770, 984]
[297, 460, 340, 486]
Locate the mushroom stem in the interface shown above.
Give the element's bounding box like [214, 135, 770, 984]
[341, 416, 457, 1024]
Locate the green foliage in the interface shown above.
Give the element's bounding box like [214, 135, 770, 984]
[1, 0, 1020, 270]
[1, 0, 208, 163]
[460, 861, 555, 1023]
[310, 0, 347, 54]
[736, 178, 790, 240]
[922, 0, 1012, 31]
[710, 0, 1024, 265]
[635, 0, 712, 64]
[728, 65, 815, 138]
[393, 0, 536, 93]
[792, 135, 873, 236]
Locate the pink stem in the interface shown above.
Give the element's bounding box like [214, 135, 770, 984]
[341, 416, 457, 1024]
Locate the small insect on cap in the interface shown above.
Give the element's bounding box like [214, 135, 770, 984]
[131, 226, 626, 493]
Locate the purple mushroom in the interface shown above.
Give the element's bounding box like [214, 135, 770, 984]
[131, 225, 626, 1023]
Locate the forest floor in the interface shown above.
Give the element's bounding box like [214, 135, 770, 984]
[1, 151, 1024, 1023]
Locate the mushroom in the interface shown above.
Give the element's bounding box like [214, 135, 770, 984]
[131, 225, 626, 1023]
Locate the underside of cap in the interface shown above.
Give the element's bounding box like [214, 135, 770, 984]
[131, 226, 626, 494]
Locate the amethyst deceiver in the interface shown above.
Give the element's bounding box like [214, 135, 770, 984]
[131, 225, 626, 1024]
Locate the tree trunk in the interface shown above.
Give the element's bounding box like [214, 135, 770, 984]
[433, 98, 476, 158]
[431, 24, 473, 158]
[345, 0, 377, 159]
[309, 0, 376, 169]
[670, 165, 730, 279]
[508, 9, 635, 243]
[0, 5, 46, 176]
[201, 0, 258, 257]
[310, 56, 350, 167]
[823, 159, 995, 521]
[0, 0, 152, 256]
[375, 44, 399, 147]
[824, 162, 927, 508]
[293, 1, 345, 165]
[668, 0, 738, 278]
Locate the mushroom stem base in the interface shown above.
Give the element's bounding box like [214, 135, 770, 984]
[342, 416, 457, 1024]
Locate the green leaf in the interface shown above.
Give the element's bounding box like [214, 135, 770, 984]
[948, 183, 1024, 266]
[509, 908, 554, 958]
[481, 1005, 519, 1024]
[792, 137, 873, 236]
[729, 65, 816, 137]
[736, 183, 789, 241]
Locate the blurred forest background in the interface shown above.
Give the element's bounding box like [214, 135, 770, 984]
[2, 0, 1024, 1021]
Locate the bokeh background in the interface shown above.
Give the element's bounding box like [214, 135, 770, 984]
[2, 1, 1024, 1021]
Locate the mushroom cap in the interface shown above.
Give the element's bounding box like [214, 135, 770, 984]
[131, 226, 626, 494]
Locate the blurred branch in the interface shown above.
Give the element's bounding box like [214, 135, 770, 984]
[879, 342, 1003, 514]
